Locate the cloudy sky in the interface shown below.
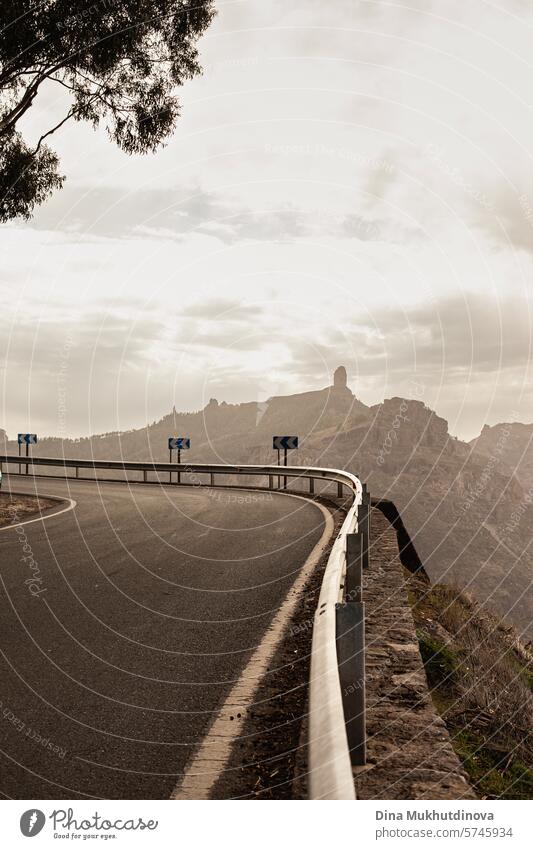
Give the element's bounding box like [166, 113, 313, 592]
[2, 0, 533, 440]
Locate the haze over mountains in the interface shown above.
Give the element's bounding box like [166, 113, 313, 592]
[2, 367, 532, 640]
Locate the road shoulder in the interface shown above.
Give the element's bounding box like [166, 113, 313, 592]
[172, 494, 339, 800]
[0, 492, 59, 528]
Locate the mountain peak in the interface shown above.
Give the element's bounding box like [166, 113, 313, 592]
[333, 365, 348, 390]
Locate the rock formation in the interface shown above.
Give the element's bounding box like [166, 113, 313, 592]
[333, 365, 348, 390]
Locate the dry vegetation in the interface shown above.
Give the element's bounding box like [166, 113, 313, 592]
[408, 575, 533, 799]
[0, 493, 56, 527]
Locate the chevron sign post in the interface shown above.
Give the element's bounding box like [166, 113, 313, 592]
[272, 436, 298, 451]
[168, 437, 190, 451]
[18, 434, 38, 445]
[17, 434, 38, 475]
[168, 437, 190, 484]
[273, 436, 299, 490]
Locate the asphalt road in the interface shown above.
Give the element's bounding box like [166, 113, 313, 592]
[0, 475, 326, 799]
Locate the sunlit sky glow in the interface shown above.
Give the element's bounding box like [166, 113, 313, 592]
[2, 0, 533, 440]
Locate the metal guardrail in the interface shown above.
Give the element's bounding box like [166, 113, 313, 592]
[0, 453, 369, 800]
[0, 454, 351, 492]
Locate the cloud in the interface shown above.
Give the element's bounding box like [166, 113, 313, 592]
[353, 294, 533, 376]
[181, 298, 264, 320]
[277, 292, 533, 439]
[470, 183, 533, 254]
[361, 157, 400, 207]
[22, 185, 228, 240]
[0, 312, 170, 437]
[2, 290, 532, 442]
[24, 186, 335, 245]
[176, 328, 269, 351]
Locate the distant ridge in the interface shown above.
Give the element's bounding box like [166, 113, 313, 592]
[2, 368, 532, 639]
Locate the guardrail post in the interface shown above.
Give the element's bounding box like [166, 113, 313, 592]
[337, 481, 343, 498]
[336, 601, 366, 766]
[210, 473, 215, 487]
[143, 469, 147, 483]
[268, 474, 273, 489]
[309, 476, 314, 495]
[76, 466, 79, 479]
[345, 533, 363, 603]
[358, 492, 371, 571]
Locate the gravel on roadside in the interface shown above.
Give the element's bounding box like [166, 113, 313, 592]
[0, 493, 57, 527]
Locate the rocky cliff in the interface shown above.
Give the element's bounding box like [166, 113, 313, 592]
[2, 370, 532, 638]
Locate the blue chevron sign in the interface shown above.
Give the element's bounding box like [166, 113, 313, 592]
[273, 436, 298, 451]
[168, 437, 190, 450]
[18, 433, 38, 445]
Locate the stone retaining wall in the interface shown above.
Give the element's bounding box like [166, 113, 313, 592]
[352, 507, 475, 799]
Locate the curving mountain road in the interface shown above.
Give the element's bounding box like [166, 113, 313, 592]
[0, 476, 327, 799]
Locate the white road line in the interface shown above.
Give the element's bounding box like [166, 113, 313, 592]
[170, 495, 334, 800]
[0, 496, 77, 532]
